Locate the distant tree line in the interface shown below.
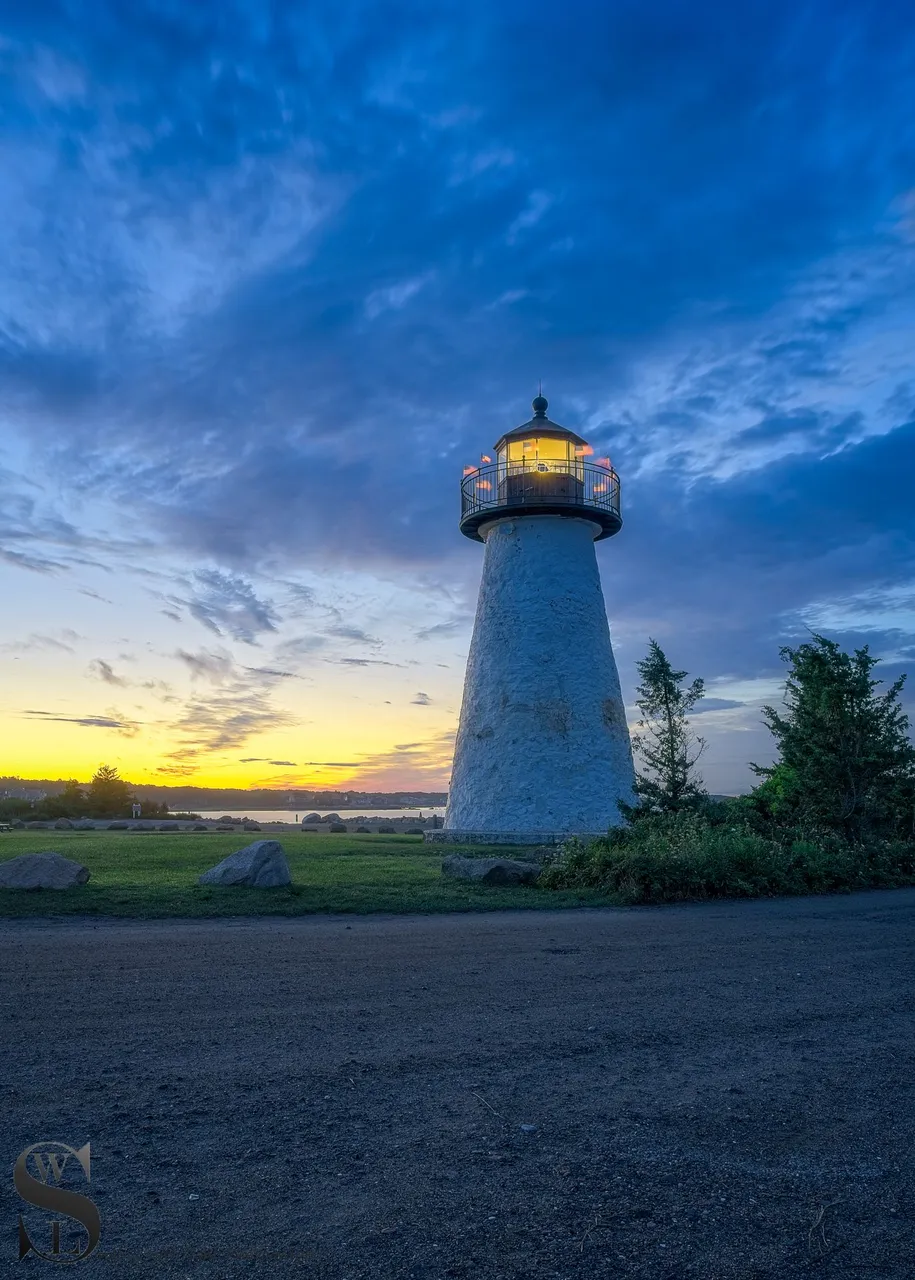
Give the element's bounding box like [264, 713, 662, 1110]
[0, 779, 449, 811]
[0, 765, 168, 821]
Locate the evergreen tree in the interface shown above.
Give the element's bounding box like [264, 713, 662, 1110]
[754, 634, 915, 840]
[47, 778, 87, 818]
[629, 639, 706, 812]
[87, 764, 134, 818]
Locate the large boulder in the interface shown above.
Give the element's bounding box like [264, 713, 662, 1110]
[243, 822, 262, 832]
[441, 854, 542, 886]
[54, 817, 74, 829]
[198, 840, 291, 888]
[0, 851, 90, 890]
[302, 813, 321, 825]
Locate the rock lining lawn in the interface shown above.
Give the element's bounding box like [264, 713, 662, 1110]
[0, 830, 613, 918]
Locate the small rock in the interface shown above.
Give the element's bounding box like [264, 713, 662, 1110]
[519, 1124, 538, 1133]
[198, 840, 292, 888]
[0, 851, 90, 890]
[355, 826, 371, 834]
[329, 823, 347, 833]
[441, 855, 541, 886]
[243, 822, 261, 832]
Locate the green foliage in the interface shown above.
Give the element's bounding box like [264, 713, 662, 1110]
[45, 779, 88, 818]
[754, 634, 915, 841]
[87, 764, 136, 818]
[541, 809, 915, 904]
[628, 639, 706, 814]
[0, 797, 31, 820]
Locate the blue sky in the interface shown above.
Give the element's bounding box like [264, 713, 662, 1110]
[1, 0, 915, 793]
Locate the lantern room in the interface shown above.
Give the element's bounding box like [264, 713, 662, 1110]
[459, 395, 622, 543]
[495, 393, 587, 467]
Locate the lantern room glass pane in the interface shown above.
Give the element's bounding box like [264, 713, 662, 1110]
[502, 437, 573, 464]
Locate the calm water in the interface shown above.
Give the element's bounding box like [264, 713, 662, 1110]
[192, 807, 447, 823]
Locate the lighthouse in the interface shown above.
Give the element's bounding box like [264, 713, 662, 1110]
[438, 395, 635, 845]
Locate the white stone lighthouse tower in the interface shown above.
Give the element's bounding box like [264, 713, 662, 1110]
[439, 395, 635, 845]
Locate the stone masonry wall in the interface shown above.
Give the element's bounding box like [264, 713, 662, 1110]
[445, 514, 635, 836]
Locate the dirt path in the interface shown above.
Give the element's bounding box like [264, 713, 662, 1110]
[2, 891, 914, 1278]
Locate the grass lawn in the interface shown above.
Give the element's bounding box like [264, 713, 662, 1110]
[0, 830, 617, 918]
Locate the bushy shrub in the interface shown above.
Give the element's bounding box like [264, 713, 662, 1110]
[540, 810, 915, 904]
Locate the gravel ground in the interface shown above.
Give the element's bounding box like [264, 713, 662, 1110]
[2, 890, 914, 1279]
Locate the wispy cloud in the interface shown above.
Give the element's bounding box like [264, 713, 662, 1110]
[165, 692, 293, 756]
[0, 631, 80, 655]
[325, 624, 381, 645]
[23, 709, 140, 736]
[239, 757, 298, 766]
[88, 658, 127, 686]
[176, 570, 279, 644]
[174, 647, 236, 683]
[243, 666, 302, 680]
[414, 619, 471, 641]
[691, 698, 745, 715]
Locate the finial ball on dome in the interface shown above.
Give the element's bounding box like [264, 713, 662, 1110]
[532, 394, 548, 417]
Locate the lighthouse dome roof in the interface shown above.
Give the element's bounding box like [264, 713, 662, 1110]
[493, 395, 588, 451]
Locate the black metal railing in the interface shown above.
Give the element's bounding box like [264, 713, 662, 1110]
[459, 460, 621, 540]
